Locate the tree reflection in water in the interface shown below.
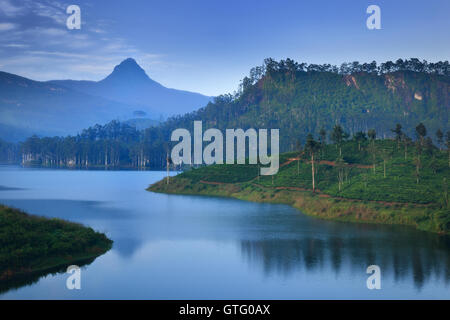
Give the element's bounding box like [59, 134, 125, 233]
[240, 229, 450, 290]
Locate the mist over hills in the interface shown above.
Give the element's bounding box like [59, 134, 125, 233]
[49, 58, 212, 119]
[0, 58, 211, 142]
[9, 58, 448, 170]
[1, 57, 448, 156]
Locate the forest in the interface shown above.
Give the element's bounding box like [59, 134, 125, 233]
[18, 121, 166, 168]
[1, 58, 448, 169]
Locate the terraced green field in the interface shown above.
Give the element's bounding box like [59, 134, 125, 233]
[150, 139, 450, 234]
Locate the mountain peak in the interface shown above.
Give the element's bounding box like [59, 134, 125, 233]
[117, 58, 141, 69]
[105, 58, 150, 82]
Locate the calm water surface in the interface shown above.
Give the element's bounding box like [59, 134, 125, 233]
[0, 165, 449, 299]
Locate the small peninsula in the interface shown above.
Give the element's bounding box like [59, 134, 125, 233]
[0, 205, 113, 281]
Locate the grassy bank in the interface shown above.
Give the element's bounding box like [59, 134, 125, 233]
[148, 139, 450, 235]
[0, 205, 113, 280]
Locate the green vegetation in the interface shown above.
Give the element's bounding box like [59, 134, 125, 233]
[5, 58, 448, 169]
[0, 205, 112, 280]
[149, 128, 450, 235]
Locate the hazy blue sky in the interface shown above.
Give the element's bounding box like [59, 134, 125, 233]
[0, 0, 449, 95]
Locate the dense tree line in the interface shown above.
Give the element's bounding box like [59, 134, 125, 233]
[162, 57, 448, 153]
[1, 58, 448, 169]
[19, 121, 168, 168]
[241, 58, 449, 90]
[0, 139, 19, 163]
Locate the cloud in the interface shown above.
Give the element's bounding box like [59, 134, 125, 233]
[90, 28, 106, 34]
[0, 0, 24, 17]
[33, 27, 67, 36]
[27, 50, 92, 59]
[0, 22, 16, 31]
[0, 1, 170, 82]
[3, 43, 28, 48]
[0, 45, 166, 81]
[0, 0, 68, 24]
[31, 0, 67, 25]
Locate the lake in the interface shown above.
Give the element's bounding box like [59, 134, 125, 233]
[0, 165, 449, 299]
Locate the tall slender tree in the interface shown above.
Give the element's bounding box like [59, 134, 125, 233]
[416, 123, 427, 146]
[446, 131, 450, 168]
[336, 156, 346, 192]
[391, 124, 403, 149]
[402, 133, 411, 160]
[414, 140, 422, 184]
[354, 131, 367, 151]
[436, 129, 444, 150]
[295, 138, 302, 175]
[330, 125, 345, 157]
[443, 178, 449, 209]
[381, 147, 392, 178]
[368, 129, 377, 173]
[305, 134, 321, 193]
[319, 128, 327, 146]
[319, 128, 327, 157]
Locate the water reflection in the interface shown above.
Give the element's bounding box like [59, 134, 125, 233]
[1, 166, 449, 299]
[240, 232, 450, 290]
[112, 237, 144, 258]
[0, 257, 98, 295]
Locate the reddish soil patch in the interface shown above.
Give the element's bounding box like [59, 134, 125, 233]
[287, 158, 373, 169]
[199, 180, 225, 185]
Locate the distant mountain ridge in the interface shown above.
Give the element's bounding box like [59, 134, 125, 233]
[0, 58, 211, 142]
[3, 58, 448, 169]
[48, 58, 211, 118]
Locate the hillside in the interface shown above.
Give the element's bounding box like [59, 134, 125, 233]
[149, 137, 450, 234]
[5, 58, 449, 169]
[49, 58, 212, 119]
[155, 58, 449, 153]
[0, 58, 211, 142]
[0, 71, 134, 141]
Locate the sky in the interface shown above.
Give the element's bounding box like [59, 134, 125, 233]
[0, 0, 449, 96]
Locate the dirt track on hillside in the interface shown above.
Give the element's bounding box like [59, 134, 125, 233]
[196, 158, 432, 208]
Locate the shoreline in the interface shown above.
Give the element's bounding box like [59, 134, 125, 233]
[148, 178, 449, 235]
[0, 205, 113, 282]
[0, 163, 172, 172]
[0, 248, 110, 281]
